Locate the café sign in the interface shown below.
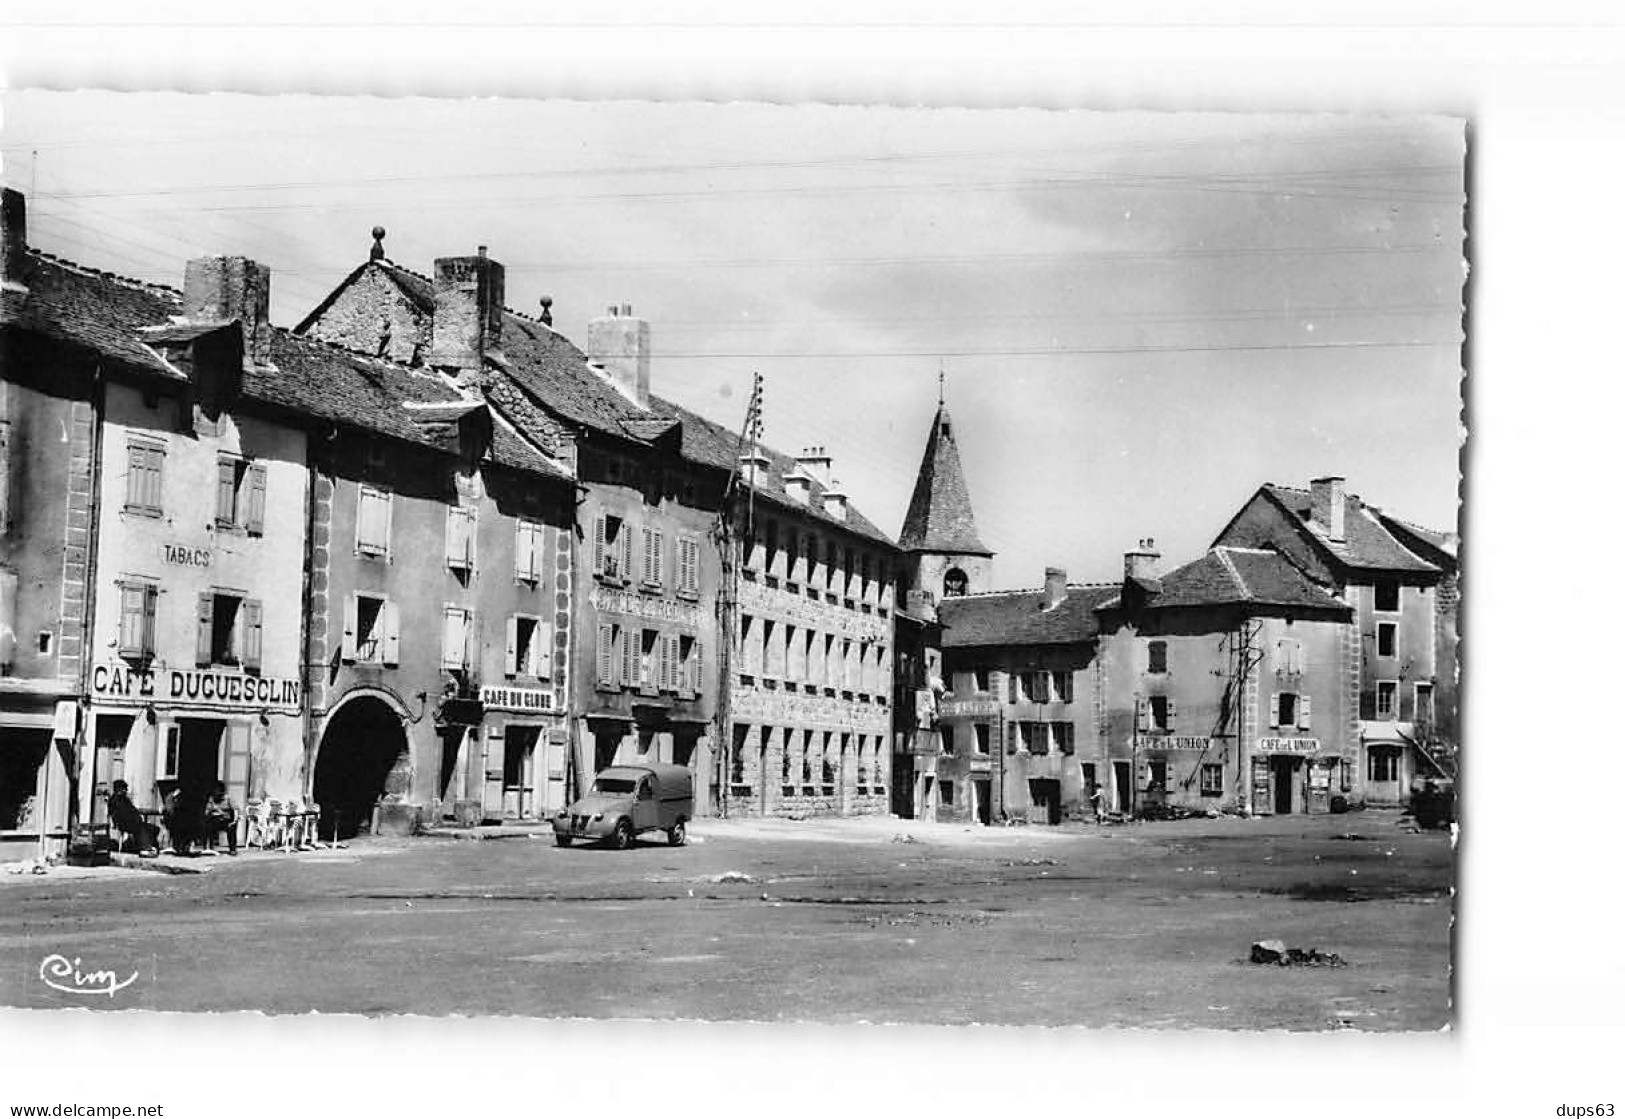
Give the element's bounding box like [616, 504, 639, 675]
[1257, 736, 1321, 755]
[479, 685, 555, 714]
[1145, 736, 1214, 752]
[939, 698, 1001, 718]
[91, 663, 301, 712]
[590, 587, 703, 629]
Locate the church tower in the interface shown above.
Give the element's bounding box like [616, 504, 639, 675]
[898, 381, 993, 603]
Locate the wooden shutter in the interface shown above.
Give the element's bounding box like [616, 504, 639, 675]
[1165, 697, 1177, 731]
[534, 622, 552, 679]
[1007, 672, 1018, 703]
[596, 624, 614, 686]
[244, 463, 267, 534]
[619, 629, 634, 689]
[1298, 694, 1312, 730]
[1268, 692, 1280, 728]
[1137, 702, 1150, 733]
[197, 592, 214, 666]
[341, 595, 359, 662]
[242, 600, 263, 671]
[653, 530, 665, 588]
[381, 600, 400, 666]
[592, 515, 606, 576]
[441, 608, 466, 670]
[516, 522, 538, 582]
[1297, 643, 1309, 676]
[224, 724, 252, 815]
[505, 616, 519, 676]
[216, 460, 237, 526]
[119, 585, 143, 657]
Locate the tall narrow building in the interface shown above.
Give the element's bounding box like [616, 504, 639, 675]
[897, 391, 993, 603]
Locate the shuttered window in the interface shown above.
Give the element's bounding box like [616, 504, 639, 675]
[618, 628, 635, 690]
[357, 485, 392, 556]
[243, 463, 267, 534]
[676, 536, 700, 597]
[216, 459, 239, 527]
[1297, 694, 1312, 730]
[241, 599, 264, 671]
[118, 582, 157, 660]
[446, 506, 477, 571]
[125, 442, 165, 515]
[514, 521, 543, 583]
[596, 623, 616, 688]
[441, 607, 470, 670]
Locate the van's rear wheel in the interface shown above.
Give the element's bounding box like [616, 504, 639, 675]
[555, 833, 572, 847]
[609, 819, 633, 850]
[668, 819, 686, 847]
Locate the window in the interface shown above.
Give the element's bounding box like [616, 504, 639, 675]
[973, 667, 991, 693]
[1054, 671, 1074, 703]
[1376, 622, 1397, 658]
[593, 514, 631, 582]
[939, 779, 955, 807]
[1147, 640, 1168, 675]
[514, 520, 544, 583]
[1368, 747, 1400, 782]
[1277, 638, 1304, 674]
[1415, 683, 1435, 727]
[679, 635, 701, 698]
[940, 725, 955, 755]
[1376, 680, 1398, 719]
[506, 615, 549, 678]
[676, 536, 701, 597]
[639, 629, 660, 692]
[1053, 723, 1075, 755]
[596, 623, 619, 689]
[441, 607, 471, 671]
[641, 525, 665, 588]
[806, 533, 823, 589]
[356, 485, 392, 557]
[343, 593, 398, 665]
[1200, 763, 1224, 796]
[445, 505, 477, 572]
[943, 567, 968, 597]
[1026, 722, 1049, 755]
[1147, 695, 1173, 732]
[661, 633, 681, 692]
[973, 723, 991, 755]
[1274, 692, 1298, 728]
[765, 521, 780, 579]
[1375, 580, 1400, 612]
[215, 457, 267, 533]
[198, 591, 261, 670]
[125, 441, 166, 515]
[118, 581, 158, 661]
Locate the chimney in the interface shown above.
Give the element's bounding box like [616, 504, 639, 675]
[431, 248, 506, 384]
[1310, 476, 1346, 542]
[587, 302, 651, 409]
[783, 466, 814, 505]
[1, 189, 26, 293]
[795, 445, 833, 488]
[1043, 566, 1067, 609]
[1124, 537, 1161, 583]
[737, 447, 771, 488]
[183, 255, 272, 369]
[821, 480, 849, 522]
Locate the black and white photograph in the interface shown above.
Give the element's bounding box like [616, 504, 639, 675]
[0, 8, 1616, 1119]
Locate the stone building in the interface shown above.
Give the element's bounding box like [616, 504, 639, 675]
[1095, 543, 1358, 816]
[721, 439, 899, 819]
[296, 241, 726, 815]
[1211, 477, 1456, 804]
[0, 189, 177, 856]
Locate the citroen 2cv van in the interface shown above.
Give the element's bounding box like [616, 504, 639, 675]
[553, 763, 693, 849]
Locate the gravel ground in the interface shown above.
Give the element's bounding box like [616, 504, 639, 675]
[0, 808, 1452, 1029]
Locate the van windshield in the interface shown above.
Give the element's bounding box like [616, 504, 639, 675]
[592, 777, 637, 794]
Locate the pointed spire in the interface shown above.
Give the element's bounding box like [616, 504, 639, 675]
[898, 389, 991, 556]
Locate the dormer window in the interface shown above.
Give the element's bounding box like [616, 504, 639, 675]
[943, 567, 968, 598]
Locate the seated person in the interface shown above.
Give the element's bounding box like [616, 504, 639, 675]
[162, 783, 207, 856]
[203, 782, 239, 855]
[106, 780, 156, 856]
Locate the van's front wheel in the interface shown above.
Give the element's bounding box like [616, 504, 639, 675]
[609, 819, 633, 850]
[668, 819, 686, 847]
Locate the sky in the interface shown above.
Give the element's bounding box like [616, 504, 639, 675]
[0, 93, 1465, 588]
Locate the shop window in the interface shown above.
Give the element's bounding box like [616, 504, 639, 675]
[125, 440, 166, 516]
[514, 520, 544, 584]
[1368, 747, 1400, 782]
[506, 615, 548, 678]
[941, 725, 955, 755]
[1200, 763, 1224, 796]
[356, 485, 393, 557]
[215, 457, 267, 534]
[118, 581, 158, 662]
[1147, 640, 1167, 675]
[0, 732, 48, 830]
[445, 505, 477, 573]
[973, 723, 991, 755]
[1376, 680, 1398, 719]
[1377, 622, 1398, 658]
[1375, 580, 1400, 612]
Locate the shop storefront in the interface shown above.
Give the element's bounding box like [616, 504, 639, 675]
[1249, 736, 1349, 815]
[478, 684, 568, 822]
[0, 698, 80, 859]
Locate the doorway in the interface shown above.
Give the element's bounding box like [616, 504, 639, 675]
[1271, 755, 1299, 815]
[174, 719, 224, 790]
[500, 726, 539, 820]
[1028, 777, 1062, 825]
[313, 696, 409, 840]
[0, 728, 50, 830]
[1113, 760, 1133, 814]
[973, 777, 992, 826]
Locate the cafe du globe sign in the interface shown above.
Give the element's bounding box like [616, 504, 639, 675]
[91, 662, 302, 714]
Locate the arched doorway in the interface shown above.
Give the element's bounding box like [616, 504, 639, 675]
[313, 694, 410, 840]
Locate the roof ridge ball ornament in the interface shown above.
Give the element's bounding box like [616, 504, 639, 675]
[538, 295, 553, 326]
[370, 226, 386, 262]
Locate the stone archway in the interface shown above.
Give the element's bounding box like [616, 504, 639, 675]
[313, 694, 410, 840]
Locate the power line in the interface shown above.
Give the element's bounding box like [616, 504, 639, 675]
[645, 339, 1454, 359]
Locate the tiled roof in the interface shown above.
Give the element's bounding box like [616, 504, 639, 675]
[898, 403, 991, 555]
[937, 584, 1119, 648]
[248, 331, 568, 481]
[652, 394, 896, 547]
[1098, 547, 1351, 615]
[1263, 484, 1439, 575]
[1, 251, 182, 376]
[1375, 511, 1459, 574]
